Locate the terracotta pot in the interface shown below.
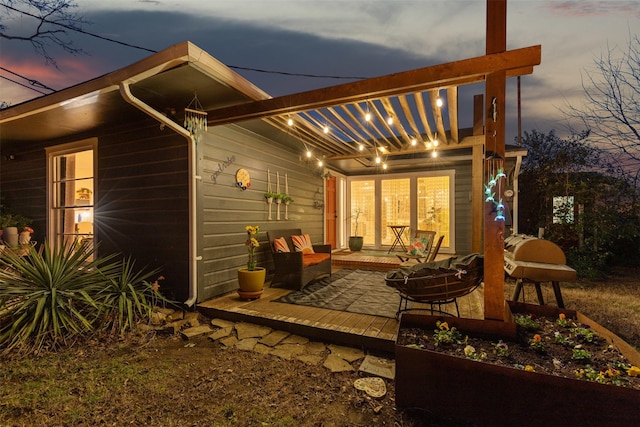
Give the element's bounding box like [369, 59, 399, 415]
[395, 303, 640, 427]
[237, 267, 266, 300]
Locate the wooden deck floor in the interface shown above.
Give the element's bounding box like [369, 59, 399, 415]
[198, 257, 485, 354]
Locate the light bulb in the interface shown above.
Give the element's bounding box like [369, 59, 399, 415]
[318, 160, 323, 167]
[387, 116, 393, 125]
[375, 156, 381, 164]
[411, 138, 417, 146]
[426, 142, 432, 149]
[365, 112, 371, 122]
[323, 125, 329, 134]
[379, 146, 386, 153]
[436, 97, 443, 107]
[287, 117, 293, 126]
[306, 150, 312, 158]
[431, 151, 437, 158]
[382, 163, 388, 170]
[433, 139, 439, 147]
[359, 144, 364, 151]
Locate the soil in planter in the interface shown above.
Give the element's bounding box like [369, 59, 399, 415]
[398, 313, 640, 390]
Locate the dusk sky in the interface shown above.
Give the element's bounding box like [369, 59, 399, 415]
[1, 0, 639, 144]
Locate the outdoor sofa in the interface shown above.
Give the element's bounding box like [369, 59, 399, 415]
[266, 229, 332, 290]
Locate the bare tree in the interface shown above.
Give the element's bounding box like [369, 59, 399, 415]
[0, 0, 86, 65]
[563, 33, 640, 186]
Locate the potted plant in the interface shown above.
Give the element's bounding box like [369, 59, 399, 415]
[283, 195, 294, 205]
[237, 225, 266, 300]
[274, 193, 286, 204]
[348, 208, 364, 251]
[264, 192, 276, 203]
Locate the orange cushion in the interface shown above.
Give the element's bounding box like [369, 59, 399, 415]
[302, 253, 330, 267]
[291, 234, 315, 254]
[273, 237, 290, 253]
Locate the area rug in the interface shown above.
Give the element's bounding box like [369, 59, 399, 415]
[273, 269, 404, 319]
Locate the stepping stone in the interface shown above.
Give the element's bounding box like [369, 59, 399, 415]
[297, 354, 324, 365]
[236, 337, 259, 351]
[305, 341, 327, 355]
[358, 355, 396, 380]
[323, 354, 354, 372]
[210, 318, 235, 328]
[260, 330, 290, 347]
[280, 334, 309, 345]
[253, 343, 273, 355]
[180, 325, 212, 339]
[235, 323, 271, 340]
[219, 336, 238, 348]
[274, 343, 305, 357]
[208, 326, 233, 341]
[354, 377, 387, 398]
[328, 344, 365, 362]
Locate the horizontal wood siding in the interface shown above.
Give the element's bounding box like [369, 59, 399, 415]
[454, 160, 473, 255]
[1, 119, 190, 303]
[198, 124, 324, 301]
[97, 122, 190, 302]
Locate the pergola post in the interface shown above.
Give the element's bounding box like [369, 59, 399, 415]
[483, 0, 507, 321]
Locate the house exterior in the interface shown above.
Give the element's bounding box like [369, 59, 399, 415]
[0, 41, 537, 306]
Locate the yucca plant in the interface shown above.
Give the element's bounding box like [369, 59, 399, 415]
[0, 240, 120, 355]
[97, 255, 164, 336]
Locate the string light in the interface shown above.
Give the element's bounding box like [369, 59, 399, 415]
[318, 160, 323, 167]
[359, 144, 364, 151]
[382, 163, 388, 170]
[375, 156, 381, 164]
[436, 89, 443, 107]
[411, 137, 417, 147]
[431, 151, 438, 158]
[287, 117, 294, 126]
[323, 125, 329, 134]
[306, 150, 312, 158]
[387, 115, 394, 125]
[365, 112, 372, 122]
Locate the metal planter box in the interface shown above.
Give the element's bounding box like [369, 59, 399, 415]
[395, 303, 640, 427]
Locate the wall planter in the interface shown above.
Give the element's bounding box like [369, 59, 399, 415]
[395, 302, 640, 427]
[237, 267, 266, 300]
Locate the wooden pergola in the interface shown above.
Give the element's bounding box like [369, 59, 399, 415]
[207, 1, 540, 321]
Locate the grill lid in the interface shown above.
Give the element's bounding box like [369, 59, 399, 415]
[504, 234, 566, 265]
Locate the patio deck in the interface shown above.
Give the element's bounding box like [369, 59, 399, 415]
[198, 252, 485, 354]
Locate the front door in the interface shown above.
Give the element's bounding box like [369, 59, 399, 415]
[325, 176, 337, 248]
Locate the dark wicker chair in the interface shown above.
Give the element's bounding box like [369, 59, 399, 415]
[385, 254, 484, 317]
[266, 229, 332, 290]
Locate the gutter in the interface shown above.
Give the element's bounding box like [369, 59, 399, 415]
[119, 82, 201, 307]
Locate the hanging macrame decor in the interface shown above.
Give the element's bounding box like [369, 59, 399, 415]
[184, 93, 208, 144]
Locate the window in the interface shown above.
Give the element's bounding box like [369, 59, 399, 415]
[381, 178, 410, 245]
[47, 140, 96, 253]
[350, 180, 375, 244]
[347, 170, 454, 251]
[553, 196, 574, 224]
[417, 176, 450, 247]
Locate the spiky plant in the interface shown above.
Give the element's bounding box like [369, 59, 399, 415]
[97, 256, 164, 336]
[0, 240, 119, 355]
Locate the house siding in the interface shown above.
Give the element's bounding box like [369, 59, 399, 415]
[197, 124, 324, 301]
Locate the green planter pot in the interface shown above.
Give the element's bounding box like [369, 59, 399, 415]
[348, 236, 363, 251]
[237, 267, 266, 300]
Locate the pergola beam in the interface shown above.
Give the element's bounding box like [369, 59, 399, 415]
[207, 47, 540, 125]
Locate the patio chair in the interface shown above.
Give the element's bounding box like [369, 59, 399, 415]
[396, 230, 436, 263]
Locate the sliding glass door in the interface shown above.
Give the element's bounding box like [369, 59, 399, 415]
[348, 170, 454, 251]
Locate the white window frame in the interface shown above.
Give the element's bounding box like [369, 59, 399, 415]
[346, 169, 455, 253]
[46, 138, 98, 249]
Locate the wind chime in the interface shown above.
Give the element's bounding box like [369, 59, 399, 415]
[485, 96, 506, 222]
[184, 93, 207, 144]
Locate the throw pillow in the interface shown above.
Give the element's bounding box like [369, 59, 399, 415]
[291, 234, 315, 254]
[406, 237, 429, 256]
[273, 237, 290, 253]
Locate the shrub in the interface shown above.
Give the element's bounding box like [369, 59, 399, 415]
[0, 241, 119, 354]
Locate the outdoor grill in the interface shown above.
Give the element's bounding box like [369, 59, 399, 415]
[503, 234, 576, 307]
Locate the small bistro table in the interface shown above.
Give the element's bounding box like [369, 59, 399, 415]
[387, 225, 409, 253]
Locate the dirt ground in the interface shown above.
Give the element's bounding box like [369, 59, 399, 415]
[1, 266, 639, 426]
